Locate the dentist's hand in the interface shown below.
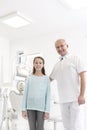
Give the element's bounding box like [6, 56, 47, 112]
[78, 95, 85, 105]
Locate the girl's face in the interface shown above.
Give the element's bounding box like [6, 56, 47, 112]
[33, 58, 44, 72]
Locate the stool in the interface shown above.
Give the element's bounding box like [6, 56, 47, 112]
[48, 116, 62, 130]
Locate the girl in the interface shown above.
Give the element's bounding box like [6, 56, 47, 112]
[22, 56, 50, 130]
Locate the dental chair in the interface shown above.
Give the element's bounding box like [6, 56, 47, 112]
[9, 90, 28, 130]
[9, 90, 23, 113]
[9, 90, 23, 130]
[0, 94, 4, 130]
[9, 80, 28, 130]
[0, 88, 11, 130]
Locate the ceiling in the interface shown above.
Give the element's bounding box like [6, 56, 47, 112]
[0, 0, 87, 40]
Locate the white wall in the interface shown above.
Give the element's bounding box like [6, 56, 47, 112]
[0, 37, 11, 85]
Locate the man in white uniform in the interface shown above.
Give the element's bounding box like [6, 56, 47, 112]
[50, 39, 87, 130]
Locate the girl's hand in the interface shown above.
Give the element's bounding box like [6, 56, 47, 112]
[43, 112, 49, 120]
[22, 111, 27, 119]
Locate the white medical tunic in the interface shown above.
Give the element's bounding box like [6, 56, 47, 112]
[50, 54, 87, 103]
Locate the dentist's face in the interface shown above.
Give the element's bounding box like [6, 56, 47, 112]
[55, 40, 68, 56]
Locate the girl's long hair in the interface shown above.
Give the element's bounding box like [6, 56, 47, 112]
[33, 56, 45, 75]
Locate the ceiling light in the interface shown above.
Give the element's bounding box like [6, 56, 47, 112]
[59, 0, 87, 9]
[0, 12, 32, 28]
